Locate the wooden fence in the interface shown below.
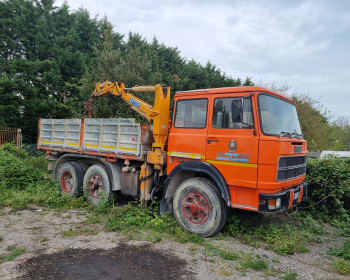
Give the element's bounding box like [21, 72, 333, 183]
[0, 127, 22, 147]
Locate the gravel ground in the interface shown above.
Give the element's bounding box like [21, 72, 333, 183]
[0, 207, 347, 280]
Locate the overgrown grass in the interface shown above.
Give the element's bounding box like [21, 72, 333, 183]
[332, 258, 350, 275]
[0, 143, 348, 272]
[238, 253, 269, 271]
[0, 181, 87, 210]
[222, 211, 325, 256]
[281, 270, 298, 280]
[203, 243, 239, 261]
[0, 245, 25, 262]
[328, 238, 350, 260]
[0, 144, 87, 210]
[105, 202, 205, 244]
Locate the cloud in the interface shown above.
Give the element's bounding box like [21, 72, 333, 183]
[55, 0, 350, 119]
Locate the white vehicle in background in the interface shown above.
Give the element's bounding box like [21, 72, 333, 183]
[320, 151, 350, 158]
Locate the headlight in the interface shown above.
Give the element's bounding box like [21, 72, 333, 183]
[268, 198, 281, 210]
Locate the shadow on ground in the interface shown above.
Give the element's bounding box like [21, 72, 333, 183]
[19, 243, 193, 280]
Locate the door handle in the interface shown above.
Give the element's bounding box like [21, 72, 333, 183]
[207, 139, 219, 144]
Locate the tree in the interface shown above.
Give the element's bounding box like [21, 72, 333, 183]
[0, 0, 106, 141]
[1, 0, 254, 141]
[290, 93, 344, 151]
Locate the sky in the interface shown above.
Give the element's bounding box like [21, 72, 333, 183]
[56, 0, 350, 120]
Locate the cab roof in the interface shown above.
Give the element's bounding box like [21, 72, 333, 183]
[175, 86, 292, 102]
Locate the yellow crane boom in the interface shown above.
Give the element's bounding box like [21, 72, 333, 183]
[84, 81, 170, 173]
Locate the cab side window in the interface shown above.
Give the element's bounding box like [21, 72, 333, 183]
[212, 97, 253, 129]
[174, 98, 208, 128]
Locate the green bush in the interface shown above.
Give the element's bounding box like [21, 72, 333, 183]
[0, 144, 47, 190]
[306, 157, 350, 230]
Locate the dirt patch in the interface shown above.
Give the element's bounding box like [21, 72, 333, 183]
[0, 207, 348, 280]
[19, 243, 192, 280]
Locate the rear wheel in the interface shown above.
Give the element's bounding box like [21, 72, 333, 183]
[173, 177, 227, 237]
[83, 165, 113, 206]
[57, 162, 84, 197]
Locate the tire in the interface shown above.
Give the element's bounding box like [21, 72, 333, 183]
[173, 177, 227, 237]
[78, 161, 90, 172]
[57, 162, 84, 197]
[83, 164, 113, 206]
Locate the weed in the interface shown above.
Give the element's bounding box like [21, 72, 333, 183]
[264, 269, 278, 277]
[81, 227, 98, 235]
[0, 245, 25, 262]
[220, 267, 232, 276]
[105, 203, 204, 244]
[145, 234, 162, 243]
[64, 213, 72, 219]
[203, 243, 238, 261]
[61, 227, 80, 237]
[83, 213, 102, 224]
[281, 270, 298, 280]
[332, 258, 350, 275]
[240, 254, 268, 270]
[272, 257, 280, 263]
[219, 249, 239, 261]
[255, 222, 309, 255]
[328, 239, 350, 260]
[39, 237, 49, 243]
[188, 244, 197, 255]
[299, 215, 325, 235]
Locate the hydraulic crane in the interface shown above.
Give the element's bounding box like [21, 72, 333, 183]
[83, 81, 170, 201]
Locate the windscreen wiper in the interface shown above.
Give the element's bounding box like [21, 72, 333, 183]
[291, 132, 303, 139]
[277, 131, 293, 138]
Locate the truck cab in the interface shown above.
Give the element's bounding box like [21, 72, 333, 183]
[161, 87, 307, 236]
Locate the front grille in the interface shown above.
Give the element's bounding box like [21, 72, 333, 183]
[277, 156, 306, 181]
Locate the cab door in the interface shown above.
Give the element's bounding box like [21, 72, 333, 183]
[206, 93, 259, 191]
[167, 96, 209, 174]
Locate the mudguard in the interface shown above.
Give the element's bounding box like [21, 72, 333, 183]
[160, 160, 231, 214]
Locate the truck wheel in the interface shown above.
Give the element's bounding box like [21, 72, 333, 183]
[57, 162, 84, 197]
[83, 165, 113, 206]
[173, 177, 227, 237]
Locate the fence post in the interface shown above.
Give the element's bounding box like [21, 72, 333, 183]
[17, 128, 21, 148]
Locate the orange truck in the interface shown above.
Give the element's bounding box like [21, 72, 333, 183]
[38, 82, 307, 237]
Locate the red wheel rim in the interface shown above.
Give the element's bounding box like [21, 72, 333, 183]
[87, 174, 104, 198]
[60, 171, 73, 193]
[181, 191, 210, 225]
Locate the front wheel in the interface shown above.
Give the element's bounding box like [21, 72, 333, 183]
[83, 165, 113, 206]
[173, 177, 227, 237]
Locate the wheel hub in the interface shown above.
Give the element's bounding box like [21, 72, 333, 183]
[88, 174, 104, 198]
[60, 171, 73, 193]
[181, 191, 210, 225]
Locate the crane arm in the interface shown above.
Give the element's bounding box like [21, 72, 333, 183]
[84, 81, 170, 154]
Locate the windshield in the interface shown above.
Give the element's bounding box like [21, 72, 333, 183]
[258, 94, 302, 137]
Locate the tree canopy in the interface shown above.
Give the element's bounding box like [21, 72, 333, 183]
[0, 0, 348, 150]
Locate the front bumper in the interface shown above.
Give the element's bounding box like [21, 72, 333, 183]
[258, 182, 308, 212]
